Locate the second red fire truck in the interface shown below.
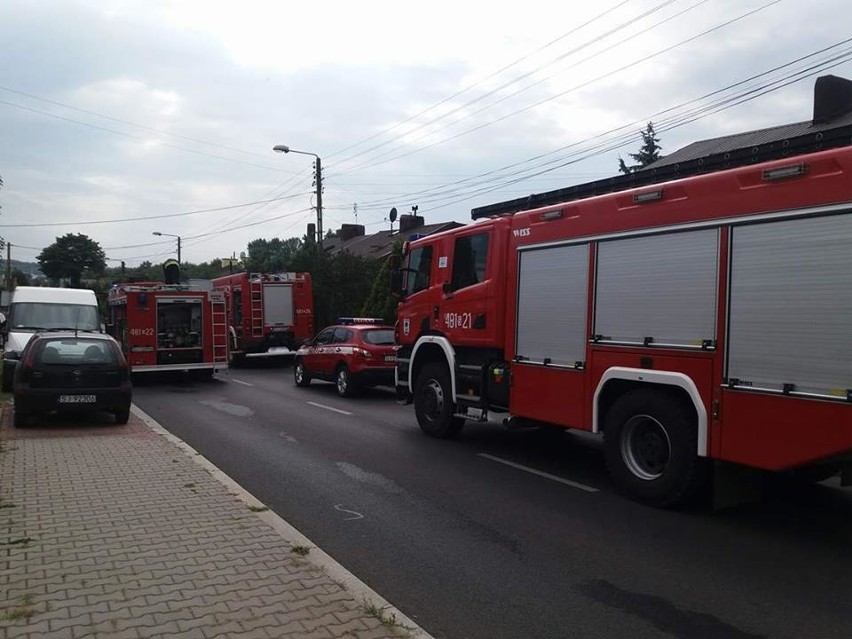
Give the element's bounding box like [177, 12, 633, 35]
[211, 271, 314, 363]
[392, 75, 852, 507]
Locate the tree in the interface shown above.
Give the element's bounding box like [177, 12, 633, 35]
[246, 237, 303, 273]
[37, 233, 106, 287]
[618, 122, 663, 174]
[361, 241, 402, 324]
[10, 268, 30, 287]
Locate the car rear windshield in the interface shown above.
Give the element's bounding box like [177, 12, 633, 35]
[361, 329, 395, 345]
[33, 338, 119, 366]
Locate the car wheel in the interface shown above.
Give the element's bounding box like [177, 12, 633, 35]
[336, 365, 359, 398]
[115, 407, 130, 425]
[413, 362, 465, 438]
[603, 389, 707, 508]
[13, 408, 29, 428]
[294, 359, 311, 387]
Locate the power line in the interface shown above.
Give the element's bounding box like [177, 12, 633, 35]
[328, 0, 638, 166]
[340, 1, 781, 175]
[0, 99, 294, 174]
[0, 192, 311, 228]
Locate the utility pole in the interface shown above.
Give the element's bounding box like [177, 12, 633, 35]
[354, 203, 358, 224]
[5, 242, 10, 291]
[314, 157, 323, 250]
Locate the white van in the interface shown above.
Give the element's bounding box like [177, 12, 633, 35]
[2, 286, 101, 391]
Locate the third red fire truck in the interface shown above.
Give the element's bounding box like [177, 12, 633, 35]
[392, 76, 852, 506]
[212, 271, 314, 363]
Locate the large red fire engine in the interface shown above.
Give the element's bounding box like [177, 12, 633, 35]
[211, 271, 314, 363]
[393, 77, 852, 506]
[108, 261, 229, 375]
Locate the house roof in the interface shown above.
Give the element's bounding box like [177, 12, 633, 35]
[328, 221, 464, 259]
[648, 110, 852, 170]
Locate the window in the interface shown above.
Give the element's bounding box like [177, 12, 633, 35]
[404, 245, 433, 296]
[451, 233, 489, 291]
[362, 329, 395, 345]
[34, 338, 119, 366]
[333, 328, 353, 343]
[314, 328, 335, 345]
[10, 303, 100, 332]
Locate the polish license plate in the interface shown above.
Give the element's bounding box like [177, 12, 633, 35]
[384, 355, 397, 362]
[59, 395, 96, 404]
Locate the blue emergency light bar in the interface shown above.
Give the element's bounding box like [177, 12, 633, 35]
[337, 317, 386, 325]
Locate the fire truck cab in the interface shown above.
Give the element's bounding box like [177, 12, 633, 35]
[211, 271, 313, 363]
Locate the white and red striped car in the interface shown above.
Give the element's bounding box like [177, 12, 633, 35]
[293, 318, 397, 397]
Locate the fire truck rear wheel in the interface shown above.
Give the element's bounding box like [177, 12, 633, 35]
[414, 363, 464, 439]
[603, 389, 706, 508]
[294, 359, 311, 387]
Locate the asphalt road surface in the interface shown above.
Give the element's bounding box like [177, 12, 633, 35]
[132, 364, 852, 639]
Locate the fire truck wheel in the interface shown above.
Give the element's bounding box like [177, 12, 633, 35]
[115, 407, 130, 425]
[294, 359, 311, 387]
[603, 389, 706, 508]
[336, 365, 359, 398]
[414, 363, 465, 439]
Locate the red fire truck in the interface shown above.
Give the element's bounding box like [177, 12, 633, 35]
[392, 79, 852, 506]
[108, 263, 229, 375]
[211, 271, 314, 363]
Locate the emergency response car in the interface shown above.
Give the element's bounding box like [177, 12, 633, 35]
[293, 318, 397, 397]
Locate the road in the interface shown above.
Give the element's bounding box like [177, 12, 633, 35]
[132, 365, 852, 639]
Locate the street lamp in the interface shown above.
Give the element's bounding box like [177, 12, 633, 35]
[152, 231, 181, 264]
[273, 144, 323, 249]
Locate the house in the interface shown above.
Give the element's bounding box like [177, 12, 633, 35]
[324, 214, 463, 260]
[648, 74, 852, 170]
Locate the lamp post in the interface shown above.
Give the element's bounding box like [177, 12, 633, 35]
[152, 231, 181, 264]
[273, 144, 323, 249]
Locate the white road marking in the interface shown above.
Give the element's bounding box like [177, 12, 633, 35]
[334, 504, 365, 521]
[278, 432, 298, 443]
[307, 401, 353, 416]
[477, 453, 600, 493]
[231, 379, 253, 387]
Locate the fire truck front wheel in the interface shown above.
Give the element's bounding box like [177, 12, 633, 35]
[413, 363, 465, 439]
[294, 359, 311, 387]
[603, 389, 706, 508]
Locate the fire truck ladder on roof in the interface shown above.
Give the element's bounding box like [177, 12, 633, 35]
[210, 292, 229, 367]
[250, 280, 264, 337]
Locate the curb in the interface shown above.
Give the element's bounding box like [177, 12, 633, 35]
[131, 403, 433, 639]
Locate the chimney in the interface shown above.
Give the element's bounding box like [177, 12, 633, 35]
[340, 224, 365, 241]
[812, 75, 852, 124]
[399, 214, 425, 233]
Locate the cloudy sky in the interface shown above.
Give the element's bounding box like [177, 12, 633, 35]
[1, 0, 850, 267]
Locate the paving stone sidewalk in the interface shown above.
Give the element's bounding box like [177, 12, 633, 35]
[0, 404, 429, 639]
